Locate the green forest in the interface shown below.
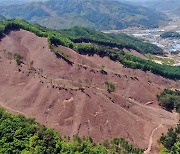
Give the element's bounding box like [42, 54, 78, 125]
[159, 89, 180, 153]
[0, 19, 180, 80]
[157, 89, 180, 113]
[160, 124, 180, 153]
[60, 27, 163, 55]
[0, 108, 143, 154]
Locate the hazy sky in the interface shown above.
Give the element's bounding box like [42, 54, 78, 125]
[0, 0, 156, 6]
[0, 0, 46, 6]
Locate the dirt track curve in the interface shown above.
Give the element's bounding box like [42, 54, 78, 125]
[144, 121, 163, 154]
[0, 101, 29, 117]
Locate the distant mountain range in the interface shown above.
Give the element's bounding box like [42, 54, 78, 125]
[0, 15, 5, 20]
[174, 8, 180, 16]
[0, 0, 168, 30]
[144, 0, 180, 15]
[120, 0, 180, 16]
[149, 0, 180, 11]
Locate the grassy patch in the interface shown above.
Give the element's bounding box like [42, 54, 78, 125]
[146, 54, 175, 65]
[51, 45, 71, 60]
[105, 81, 116, 93]
[13, 53, 23, 65]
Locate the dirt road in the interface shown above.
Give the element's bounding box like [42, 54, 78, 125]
[144, 121, 163, 154]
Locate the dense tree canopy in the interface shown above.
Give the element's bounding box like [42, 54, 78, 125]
[61, 27, 163, 55]
[159, 89, 180, 153]
[160, 124, 180, 154]
[157, 89, 180, 112]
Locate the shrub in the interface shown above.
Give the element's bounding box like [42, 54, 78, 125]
[14, 53, 22, 65]
[105, 82, 116, 93]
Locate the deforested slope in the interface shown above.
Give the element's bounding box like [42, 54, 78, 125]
[0, 28, 179, 154]
[1, 20, 180, 80]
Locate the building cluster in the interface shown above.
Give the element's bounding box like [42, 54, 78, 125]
[131, 29, 180, 54]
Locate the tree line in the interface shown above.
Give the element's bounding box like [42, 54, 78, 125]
[61, 27, 163, 55]
[159, 89, 180, 153]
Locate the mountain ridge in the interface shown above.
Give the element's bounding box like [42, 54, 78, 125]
[145, 0, 180, 15]
[0, 0, 168, 30]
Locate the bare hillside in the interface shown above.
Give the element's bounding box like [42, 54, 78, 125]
[0, 29, 179, 153]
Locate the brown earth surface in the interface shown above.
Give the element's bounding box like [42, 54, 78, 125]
[0, 29, 179, 153]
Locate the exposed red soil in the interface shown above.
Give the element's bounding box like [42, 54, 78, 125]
[0, 29, 179, 152]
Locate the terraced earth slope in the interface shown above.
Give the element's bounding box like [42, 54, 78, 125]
[0, 29, 179, 153]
